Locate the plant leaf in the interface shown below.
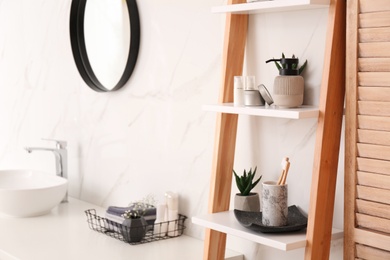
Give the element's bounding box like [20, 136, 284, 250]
[234, 167, 262, 195]
[274, 61, 282, 71]
[242, 186, 250, 196]
[233, 170, 244, 193]
[247, 169, 254, 184]
[299, 60, 308, 75]
[251, 176, 262, 190]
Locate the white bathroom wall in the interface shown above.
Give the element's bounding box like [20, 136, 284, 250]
[0, 0, 343, 259]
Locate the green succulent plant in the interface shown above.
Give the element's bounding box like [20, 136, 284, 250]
[272, 53, 307, 75]
[233, 167, 262, 196]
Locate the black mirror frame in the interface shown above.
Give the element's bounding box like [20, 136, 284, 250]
[70, 0, 140, 92]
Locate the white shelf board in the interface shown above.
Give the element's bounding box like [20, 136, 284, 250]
[192, 211, 343, 251]
[203, 103, 319, 119]
[212, 0, 329, 14]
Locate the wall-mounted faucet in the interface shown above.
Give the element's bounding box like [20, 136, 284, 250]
[25, 139, 68, 202]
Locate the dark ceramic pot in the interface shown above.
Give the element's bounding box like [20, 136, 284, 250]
[121, 217, 147, 243]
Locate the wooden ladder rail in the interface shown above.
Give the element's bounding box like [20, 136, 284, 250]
[203, 0, 346, 259]
[203, 0, 248, 259]
[305, 0, 346, 259]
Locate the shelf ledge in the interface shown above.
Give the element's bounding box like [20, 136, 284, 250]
[192, 211, 343, 251]
[212, 0, 329, 14]
[203, 103, 319, 119]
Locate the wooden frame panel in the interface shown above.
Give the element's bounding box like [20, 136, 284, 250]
[357, 171, 390, 189]
[357, 157, 390, 175]
[358, 115, 390, 131]
[358, 87, 390, 101]
[359, 0, 390, 13]
[358, 129, 390, 145]
[358, 72, 390, 86]
[358, 58, 390, 72]
[356, 244, 390, 260]
[359, 42, 390, 57]
[354, 228, 390, 252]
[305, 0, 346, 259]
[345, 0, 358, 258]
[356, 199, 390, 219]
[356, 213, 390, 233]
[360, 11, 390, 28]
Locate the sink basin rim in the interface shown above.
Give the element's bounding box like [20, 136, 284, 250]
[0, 169, 67, 191]
[0, 169, 68, 218]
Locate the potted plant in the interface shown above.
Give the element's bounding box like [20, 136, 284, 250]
[266, 53, 308, 108]
[233, 167, 262, 212]
[121, 202, 150, 243]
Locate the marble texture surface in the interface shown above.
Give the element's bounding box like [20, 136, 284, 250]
[0, 1, 343, 259]
[262, 181, 288, 227]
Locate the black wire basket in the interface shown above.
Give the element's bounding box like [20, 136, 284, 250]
[85, 209, 187, 245]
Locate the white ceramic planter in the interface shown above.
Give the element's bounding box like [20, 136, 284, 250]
[234, 193, 260, 212]
[273, 75, 304, 108]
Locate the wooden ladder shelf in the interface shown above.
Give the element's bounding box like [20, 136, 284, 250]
[203, 0, 346, 259]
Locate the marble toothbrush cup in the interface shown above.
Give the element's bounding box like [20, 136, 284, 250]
[261, 181, 288, 226]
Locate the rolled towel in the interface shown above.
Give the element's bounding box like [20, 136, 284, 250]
[107, 204, 156, 218]
[105, 204, 157, 231]
[106, 206, 131, 216]
[105, 212, 125, 232]
[104, 212, 157, 233]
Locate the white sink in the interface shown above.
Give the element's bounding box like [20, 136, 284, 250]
[0, 170, 67, 217]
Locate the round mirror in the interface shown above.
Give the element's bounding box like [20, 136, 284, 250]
[70, 0, 140, 92]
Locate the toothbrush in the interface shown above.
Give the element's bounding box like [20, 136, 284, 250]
[277, 168, 285, 185]
[277, 157, 290, 185]
[280, 158, 290, 185]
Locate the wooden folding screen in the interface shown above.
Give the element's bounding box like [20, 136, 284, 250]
[345, 0, 390, 259]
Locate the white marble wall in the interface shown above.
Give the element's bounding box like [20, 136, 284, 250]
[0, 0, 343, 259]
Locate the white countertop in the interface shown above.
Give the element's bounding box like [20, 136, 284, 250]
[0, 198, 242, 260]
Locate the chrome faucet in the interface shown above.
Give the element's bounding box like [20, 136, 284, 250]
[25, 139, 68, 202]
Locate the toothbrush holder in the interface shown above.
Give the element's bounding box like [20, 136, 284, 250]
[261, 181, 288, 227]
